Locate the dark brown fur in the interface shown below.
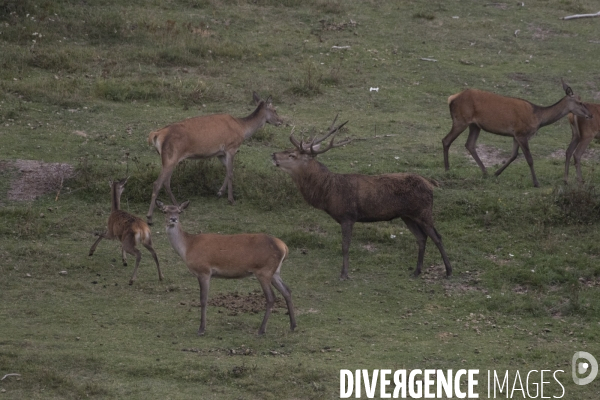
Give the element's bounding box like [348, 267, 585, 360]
[272, 126, 452, 280]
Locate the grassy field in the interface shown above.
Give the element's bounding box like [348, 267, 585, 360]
[1, 0, 600, 398]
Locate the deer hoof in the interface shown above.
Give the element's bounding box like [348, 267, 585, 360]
[197, 330, 205, 336]
[128, 280, 134, 285]
[146, 216, 153, 226]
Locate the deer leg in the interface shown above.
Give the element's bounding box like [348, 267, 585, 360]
[340, 221, 354, 280]
[515, 139, 539, 187]
[88, 232, 108, 256]
[573, 136, 595, 183]
[162, 171, 178, 206]
[422, 224, 452, 278]
[217, 151, 235, 205]
[465, 125, 487, 175]
[401, 217, 427, 277]
[564, 132, 580, 184]
[198, 275, 210, 335]
[142, 240, 163, 281]
[494, 138, 520, 178]
[256, 273, 276, 335]
[121, 246, 128, 266]
[217, 155, 228, 198]
[120, 236, 142, 285]
[271, 273, 296, 331]
[147, 164, 176, 225]
[442, 121, 468, 171]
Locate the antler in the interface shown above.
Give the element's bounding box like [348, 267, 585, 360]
[289, 114, 351, 155]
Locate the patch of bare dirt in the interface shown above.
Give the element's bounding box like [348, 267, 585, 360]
[549, 149, 600, 161]
[199, 291, 287, 315]
[2, 159, 74, 201]
[422, 265, 488, 296]
[465, 144, 508, 167]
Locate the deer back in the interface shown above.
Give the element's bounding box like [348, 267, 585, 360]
[149, 114, 246, 161]
[449, 89, 538, 135]
[570, 103, 600, 139]
[183, 232, 287, 278]
[108, 210, 151, 243]
[286, 157, 434, 223]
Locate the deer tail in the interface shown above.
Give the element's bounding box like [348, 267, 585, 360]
[447, 92, 461, 105]
[273, 238, 288, 274]
[147, 130, 164, 155]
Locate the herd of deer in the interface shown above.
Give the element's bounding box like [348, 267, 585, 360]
[89, 82, 598, 335]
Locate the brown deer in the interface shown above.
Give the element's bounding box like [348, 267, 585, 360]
[146, 92, 284, 225]
[272, 116, 452, 280]
[564, 102, 600, 183]
[155, 200, 296, 336]
[89, 178, 163, 285]
[442, 80, 592, 187]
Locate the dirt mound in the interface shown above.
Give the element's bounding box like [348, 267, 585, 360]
[1, 159, 74, 202]
[207, 291, 286, 315]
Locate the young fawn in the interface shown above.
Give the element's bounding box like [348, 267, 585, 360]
[89, 178, 163, 285]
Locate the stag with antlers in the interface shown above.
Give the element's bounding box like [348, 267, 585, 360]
[272, 116, 452, 280]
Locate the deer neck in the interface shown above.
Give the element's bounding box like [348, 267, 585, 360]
[534, 96, 570, 128]
[290, 160, 335, 210]
[240, 103, 267, 139]
[165, 223, 190, 262]
[110, 186, 120, 212]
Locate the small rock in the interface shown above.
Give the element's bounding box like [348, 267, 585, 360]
[59, 271, 67, 275]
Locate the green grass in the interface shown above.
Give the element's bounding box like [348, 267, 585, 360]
[2, 0, 600, 398]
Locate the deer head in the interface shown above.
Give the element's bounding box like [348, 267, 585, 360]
[253, 91, 283, 126]
[156, 200, 190, 228]
[561, 79, 592, 119]
[272, 115, 351, 174]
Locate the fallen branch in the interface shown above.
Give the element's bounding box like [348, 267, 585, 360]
[1, 373, 21, 380]
[561, 11, 600, 20]
[353, 134, 398, 141]
[420, 58, 438, 62]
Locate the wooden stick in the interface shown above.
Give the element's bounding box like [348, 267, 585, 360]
[55, 176, 64, 201]
[561, 11, 600, 20]
[1, 373, 21, 380]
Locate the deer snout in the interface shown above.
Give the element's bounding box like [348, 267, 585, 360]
[271, 153, 279, 166]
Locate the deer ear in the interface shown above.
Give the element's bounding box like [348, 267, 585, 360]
[155, 199, 165, 211]
[252, 91, 261, 105]
[180, 200, 190, 211]
[561, 78, 573, 96]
